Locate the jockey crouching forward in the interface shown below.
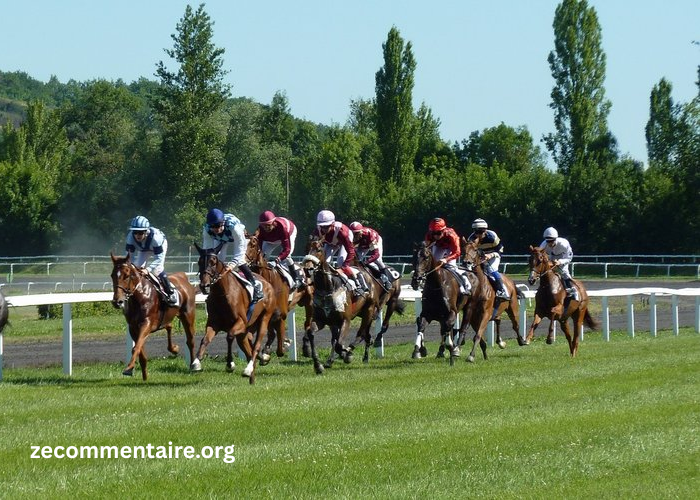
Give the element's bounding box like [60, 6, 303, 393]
[203, 208, 263, 302]
[257, 210, 304, 289]
[467, 218, 509, 300]
[539, 226, 579, 301]
[126, 215, 178, 305]
[424, 217, 471, 296]
[349, 221, 392, 289]
[312, 210, 369, 297]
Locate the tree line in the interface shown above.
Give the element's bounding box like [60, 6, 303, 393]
[0, 1, 697, 258]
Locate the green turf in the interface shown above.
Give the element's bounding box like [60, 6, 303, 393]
[0, 330, 698, 498]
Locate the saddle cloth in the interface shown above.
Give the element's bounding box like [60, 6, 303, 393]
[144, 270, 181, 307]
[233, 272, 262, 302]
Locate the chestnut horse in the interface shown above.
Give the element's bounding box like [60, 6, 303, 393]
[459, 239, 527, 363]
[302, 240, 380, 373]
[410, 241, 469, 365]
[526, 245, 599, 356]
[245, 230, 314, 361]
[110, 253, 197, 380]
[191, 243, 278, 384]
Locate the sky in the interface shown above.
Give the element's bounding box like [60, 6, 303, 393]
[1, 0, 698, 166]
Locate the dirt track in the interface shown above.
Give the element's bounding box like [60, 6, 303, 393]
[2, 280, 697, 369]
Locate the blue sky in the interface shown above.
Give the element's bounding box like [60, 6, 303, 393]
[1, 0, 698, 165]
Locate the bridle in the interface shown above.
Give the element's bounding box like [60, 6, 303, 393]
[200, 254, 229, 287]
[528, 251, 553, 284]
[114, 263, 142, 300]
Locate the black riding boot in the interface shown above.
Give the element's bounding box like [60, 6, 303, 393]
[379, 267, 392, 288]
[158, 271, 178, 305]
[491, 273, 509, 299]
[240, 263, 263, 302]
[288, 264, 304, 289]
[563, 277, 579, 300]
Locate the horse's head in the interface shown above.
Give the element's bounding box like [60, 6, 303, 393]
[411, 242, 434, 290]
[245, 230, 265, 268]
[527, 245, 550, 285]
[110, 252, 139, 309]
[306, 235, 324, 258]
[195, 242, 226, 295]
[460, 237, 482, 272]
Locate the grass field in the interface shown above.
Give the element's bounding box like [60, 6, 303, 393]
[0, 330, 698, 498]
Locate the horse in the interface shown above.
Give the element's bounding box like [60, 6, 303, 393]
[0, 289, 9, 334]
[301, 239, 380, 373]
[353, 259, 406, 347]
[110, 253, 197, 380]
[245, 230, 314, 362]
[191, 242, 278, 384]
[459, 238, 527, 362]
[526, 245, 599, 356]
[410, 241, 470, 365]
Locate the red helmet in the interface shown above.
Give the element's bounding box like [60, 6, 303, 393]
[259, 210, 276, 224]
[428, 218, 446, 232]
[349, 221, 363, 231]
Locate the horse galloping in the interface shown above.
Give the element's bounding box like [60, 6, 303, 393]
[302, 240, 380, 373]
[110, 253, 197, 380]
[459, 238, 526, 363]
[526, 245, 598, 356]
[192, 243, 278, 384]
[245, 230, 314, 362]
[410, 241, 469, 365]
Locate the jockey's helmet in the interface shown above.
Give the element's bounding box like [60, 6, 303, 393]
[129, 215, 150, 231]
[206, 208, 225, 225]
[428, 218, 446, 232]
[317, 210, 335, 226]
[349, 221, 363, 232]
[543, 227, 558, 240]
[259, 210, 276, 224]
[472, 218, 488, 230]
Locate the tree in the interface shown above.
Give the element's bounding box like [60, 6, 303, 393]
[544, 0, 612, 175]
[151, 3, 230, 245]
[646, 78, 680, 167]
[375, 26, 418, 184]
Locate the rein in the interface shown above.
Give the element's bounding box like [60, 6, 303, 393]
[116, 265, 143, 300]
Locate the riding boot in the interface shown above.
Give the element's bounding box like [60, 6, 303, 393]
[158, 271, 178, 305]
[241, 263, 263, 302]
[563, 277, 579, 300]
[288, 264, 304, 290]
[461, 273, 472, 296]
[379, 267, 392, 288]
[491, 272, 509, 300]
[356, 272, 370, 294]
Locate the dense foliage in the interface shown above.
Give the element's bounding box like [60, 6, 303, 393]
[0, 1, 697, 256]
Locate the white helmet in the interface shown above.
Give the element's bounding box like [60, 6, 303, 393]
[316, 209, 335, 226]
[129, 215, 150, 231]
[543, 227, 558, 240]
[472, 218, 488, 230]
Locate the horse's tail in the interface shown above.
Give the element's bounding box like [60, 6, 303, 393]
[394, 298, 407, 315]
[584, 309, 599, 330]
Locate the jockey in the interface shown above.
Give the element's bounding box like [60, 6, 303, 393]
[311, 209, 369, 297]
[349, 221, 392, 289]
[424, 217, 471, 295]
[202, 208, 263, 302]
[125, 215, 177, 305]
[257, 210, 304, 289]
[467, 218, 509, 300]
[539, 227, 579, 301]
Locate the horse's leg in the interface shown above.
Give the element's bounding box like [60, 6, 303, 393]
[123, 324, 151, 377]
[179, 309, 197, 371]
[493, 318, 506, 349]
[467, 317, 489, 363]
[225, 330, 236, 373]
[244, 315, 272, 384]
[138, 347, 148, 381]
[192, 324, 218, 371]
[526, 312, 544, 344]
[335, 318, 355, 365]
[570, 307, 585, 357]
[412, 315, 429, 359]
[164, 324, 180, 355]
[301, 304, 314, 357]
[276, 314, 287, 358]
[306, 322, 324, 375]
[506, 297, 526, 346]
[325, 324, 341, 369]
[560, 318, 575, 356]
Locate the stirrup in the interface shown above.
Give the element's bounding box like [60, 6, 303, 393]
[495, 289, 509, 299]
[253, 283, 264, 301]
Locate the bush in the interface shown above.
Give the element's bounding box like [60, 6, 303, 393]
[37, 301, 119, 320]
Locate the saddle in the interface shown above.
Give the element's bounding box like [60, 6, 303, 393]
[232, 271, 263, 303]
[445, 266, 470, 295]
[144, 270, 180, 308]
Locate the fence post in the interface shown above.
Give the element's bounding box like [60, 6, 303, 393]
[519, 297, 528, 340]
[287, 308, 297, 362]
[62, 303, 73, 376]
[602, 296, 610, 341]
[672, 295, 679, 336]
[627, 296, 635, 338]
[650, 293, 657, 337]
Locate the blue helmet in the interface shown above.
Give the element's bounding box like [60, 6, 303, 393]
[129, 215, 150, 231]
[206, 208, 225, 225]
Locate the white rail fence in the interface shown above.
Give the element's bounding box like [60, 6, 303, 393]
[1, 286, 699, 381]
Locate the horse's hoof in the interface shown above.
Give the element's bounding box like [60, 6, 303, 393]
[419, 345, 428, 357]
[466, 355, 475, 363]
[122, 368, 134, 377]
[436, 349, 445, 359]
[373, 336, 384, 348]
[343, 352, 353, 364]
[242, 367, 253, 378]
[226, 362, 235, 372]
[497, 341, 507, 349]
[362, 355, 369, 364]
[314, 364, 325, 375]
[517, 338, 527, 346]
[546, 337, 554, 345]
[302, 343, 312, 358]
[169, 345, 180, 355]
[190, 359, 202, 372]
[453, 347, 461, 357]
[411, 346, 422, 359]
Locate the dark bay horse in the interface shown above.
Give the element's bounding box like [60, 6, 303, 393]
[410, 241, 469, 365]
[302, 241, 380, 373]
[459, 239, 526, 363]
[245, 230, 314, 362]
[110, 253, 197, 380]
[191, 243, 278, 384]
[526, 245, 599, 356]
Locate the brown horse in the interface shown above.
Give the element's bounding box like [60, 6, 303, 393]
[410, 241, 469, 365]
[191, 243, 278, 384]
[0, 289, 9, 334]
[110, 253, 197, 380]
[302, 240, 380, 372]
[526, 245, 599, 356]
[459, 239, 527, 362]
[245, 230, 314, 361]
